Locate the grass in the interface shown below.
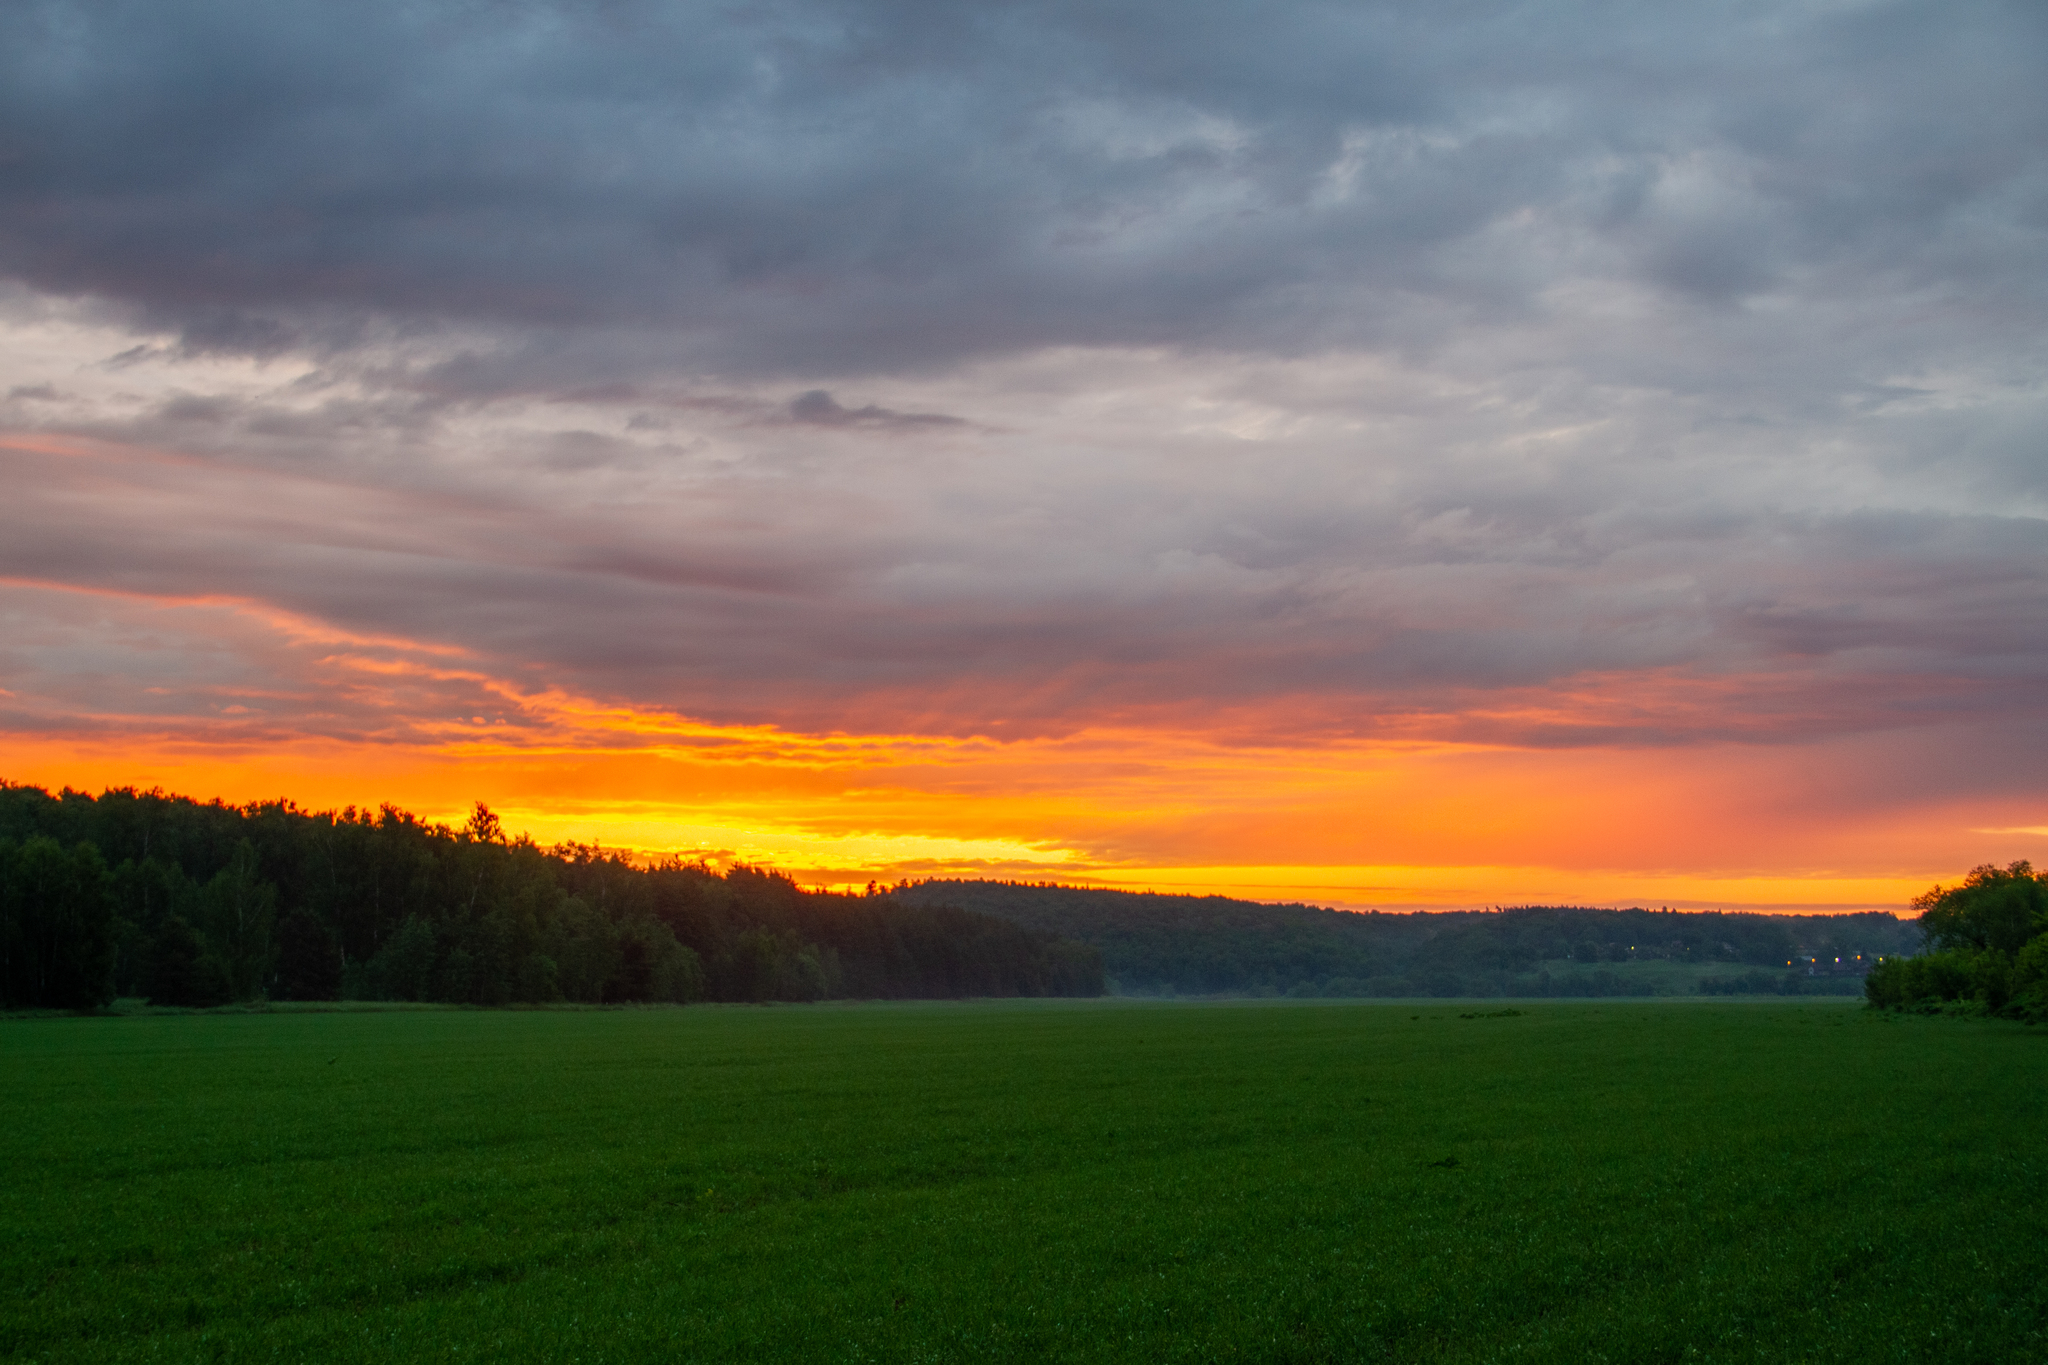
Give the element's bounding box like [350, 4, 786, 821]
[2, 999, 2043, 1363]
[1523, 958, 1861, 995]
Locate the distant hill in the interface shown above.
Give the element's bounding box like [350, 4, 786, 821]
[889, 880, 1920, 998]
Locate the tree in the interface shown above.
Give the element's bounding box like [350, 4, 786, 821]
[1913, 862, 2046, 955]
[0, 836, 117, 1009]
[364, 916, 437, 1001]
[464, 802, 505, 845]
[1867, 862, 2048, 1016]
[143, 914, 230, 1007]
[0, 782, 1109, 1009]
[194, 840, 277, 1001]
[272, 910, 342, 1001]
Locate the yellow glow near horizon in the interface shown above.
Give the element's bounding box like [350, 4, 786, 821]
[0, 576, 2034, 916]
[0, 720, 1984, 915]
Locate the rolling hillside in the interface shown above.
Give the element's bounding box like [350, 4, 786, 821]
[890, 881, 1919, 998]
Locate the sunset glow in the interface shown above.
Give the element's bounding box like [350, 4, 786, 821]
[1, 548, 2032, 912]
[3, 0, 2044, 916]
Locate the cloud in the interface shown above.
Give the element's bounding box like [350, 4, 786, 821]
[0, 0, 2038, 380]
[0, 0, 2043, 888]
[783, 389, 965, 429]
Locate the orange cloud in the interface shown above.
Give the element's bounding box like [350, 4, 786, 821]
[4, 584, 2036, 914]
[1, 463, 2040, 919]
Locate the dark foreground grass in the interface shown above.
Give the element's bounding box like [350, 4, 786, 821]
[3, 1000, 2043, 1363]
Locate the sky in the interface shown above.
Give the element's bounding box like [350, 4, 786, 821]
[2, 0, 2045, 912]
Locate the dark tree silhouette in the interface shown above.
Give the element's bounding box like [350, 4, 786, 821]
[0, 836, 117, 1009]
[272, 910, 342, 1001]
[143, 915, 230, 1008]
[0, 782, 1104, 1008]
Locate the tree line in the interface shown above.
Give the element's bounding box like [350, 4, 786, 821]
[1864, 862, 2048, 1020]
[0, 784, 1102, 1010]
[890, 880, 1918, 998]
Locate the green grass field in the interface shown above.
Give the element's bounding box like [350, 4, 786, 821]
[1522, 959, 1862, 996]
[3, 1000, 2043, 1363]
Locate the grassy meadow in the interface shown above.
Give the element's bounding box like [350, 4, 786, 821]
[3, 1000, 2043, 1363]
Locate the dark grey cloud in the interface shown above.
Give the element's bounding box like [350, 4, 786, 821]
[0, 0, 2044, 785]
[784, 389, 963, 428]
[3, 419, 2045, 749]
[1, 0, 2041, 380]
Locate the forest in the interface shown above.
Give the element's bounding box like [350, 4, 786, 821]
[890, 880, 1919, 998]
[0, 781, 1965, 1012]
[0, 784, 1102, 1010]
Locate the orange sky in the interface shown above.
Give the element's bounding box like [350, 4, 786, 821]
[4, 72, 2045, 930]
[3, 578, 2036, 913]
